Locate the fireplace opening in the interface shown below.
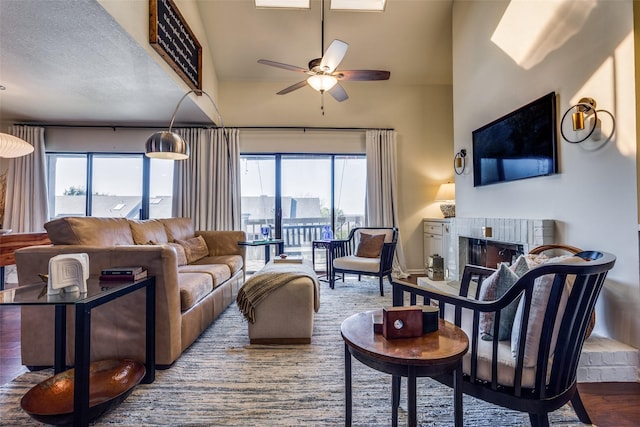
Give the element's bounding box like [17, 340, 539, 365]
[467, 238, 524, 269]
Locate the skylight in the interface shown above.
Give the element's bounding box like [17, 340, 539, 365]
[330, 0, 385, 11]
[255, 0, 310, 9]
[255, 0, 386, 11]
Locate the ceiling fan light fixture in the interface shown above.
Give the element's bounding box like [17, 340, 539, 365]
[308, 74, 338, 92]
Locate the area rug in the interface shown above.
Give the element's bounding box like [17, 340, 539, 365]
[0, 278, 584, 426]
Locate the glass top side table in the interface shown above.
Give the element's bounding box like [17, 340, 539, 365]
[0, 277, 156, 426]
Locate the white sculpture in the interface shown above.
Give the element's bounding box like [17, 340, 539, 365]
[47, 253, 90, 295]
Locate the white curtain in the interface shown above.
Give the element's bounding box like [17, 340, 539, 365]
[365, 129, 408, 278]
[173, 128, 241, 230]
[4, 125, 49, 232]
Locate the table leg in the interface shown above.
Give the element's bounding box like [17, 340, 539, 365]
[392, 375, 401, 427]
[407, 366, 417, 427]
[0, 266, 4, 291]
[73, 303, 91, 426]
[312, 243, 317, 272]
[345, 343, 352, 427]
[143, 281, 156, 384]
[54, 305, 66, 374]
[264, 245, 270, 263]
[454, 361, 463, 427]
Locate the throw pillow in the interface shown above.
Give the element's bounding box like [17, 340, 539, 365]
[510, 255, 585, 367]
[355, 233, 386, 258]
[176, 235, 209, 264]
[478, 256, 528, 341]
[147, 240, 189, 266]
[167, 242, 188, 266]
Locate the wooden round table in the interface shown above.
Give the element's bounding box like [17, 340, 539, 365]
[341, 310, 469, 427]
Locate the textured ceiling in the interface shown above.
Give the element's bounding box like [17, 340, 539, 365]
[0, 0, 452, 126]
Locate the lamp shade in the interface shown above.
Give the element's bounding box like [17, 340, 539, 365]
[145, 131, 189, 160]
[435, 182, 455, 202]
[0, 133, 34, 158]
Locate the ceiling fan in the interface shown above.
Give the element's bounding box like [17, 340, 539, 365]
[257, 1, 390, 103]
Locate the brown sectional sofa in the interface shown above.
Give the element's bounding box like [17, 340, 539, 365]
[15, 217, 246, 368]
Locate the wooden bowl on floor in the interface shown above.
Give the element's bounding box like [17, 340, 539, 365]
[21, 359, 145, 425]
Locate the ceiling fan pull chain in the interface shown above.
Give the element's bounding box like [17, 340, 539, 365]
[321, 92, 325, 116]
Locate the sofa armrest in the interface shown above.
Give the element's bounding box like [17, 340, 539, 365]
[196, 230, 247, 257]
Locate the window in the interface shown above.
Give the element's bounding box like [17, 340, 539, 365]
[46, 153, 174, 219]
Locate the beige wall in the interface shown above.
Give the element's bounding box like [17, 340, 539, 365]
[453, 0, 639, 354]
[220, 81, 454, 273]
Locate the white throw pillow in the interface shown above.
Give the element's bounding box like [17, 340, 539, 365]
[510, 255, 585, 367]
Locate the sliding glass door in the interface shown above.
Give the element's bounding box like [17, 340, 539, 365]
[240, 153, 365, 271]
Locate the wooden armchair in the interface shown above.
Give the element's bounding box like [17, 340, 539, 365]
[391, 247, 616, 427]
[329, 227, 397, 296]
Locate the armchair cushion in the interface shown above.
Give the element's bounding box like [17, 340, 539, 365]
[176, 236, 209, 264]
[355, 233, 385, 258]
[333, 255, 381, 273]
[511, 255, 585, 366]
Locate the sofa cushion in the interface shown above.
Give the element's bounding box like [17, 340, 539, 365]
[178, 264, 231, 288]
[355, 233, 386, 258]
[176, 236, 209, 264]
[178, 272, 214, 312]
[130, 219, 169, 245]
[197, 255, 244, 276]
[161, 218, 195, 242]
[45, 217, 134, 246]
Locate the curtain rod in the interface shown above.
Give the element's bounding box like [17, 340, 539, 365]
[14, 123, 394, 132]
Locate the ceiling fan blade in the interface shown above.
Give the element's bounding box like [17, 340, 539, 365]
[319, 39, 349, 73]
[335, 70, 391, 81]
[328, 83, 348, 102]
[258, 59, 308, 73]
[276, 80, 308, 95]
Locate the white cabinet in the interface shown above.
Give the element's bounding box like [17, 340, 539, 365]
[423, 219, 451, 279]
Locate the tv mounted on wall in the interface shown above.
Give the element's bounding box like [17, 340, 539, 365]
[472, 92, 558, 187]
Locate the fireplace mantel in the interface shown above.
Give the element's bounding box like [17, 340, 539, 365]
[446, 217, 554, 280]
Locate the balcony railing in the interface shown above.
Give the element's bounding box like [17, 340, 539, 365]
[243, 216, 362, 247]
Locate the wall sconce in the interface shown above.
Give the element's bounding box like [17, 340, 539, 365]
[435, 182, 456, 218]
[0, 133, 34, 158]
[560, 97, 615, 145]
[145, 90, 226, 160]
[454, 149, 467, 175]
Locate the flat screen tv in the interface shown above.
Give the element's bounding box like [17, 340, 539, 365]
[472, 92, 557, 187]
